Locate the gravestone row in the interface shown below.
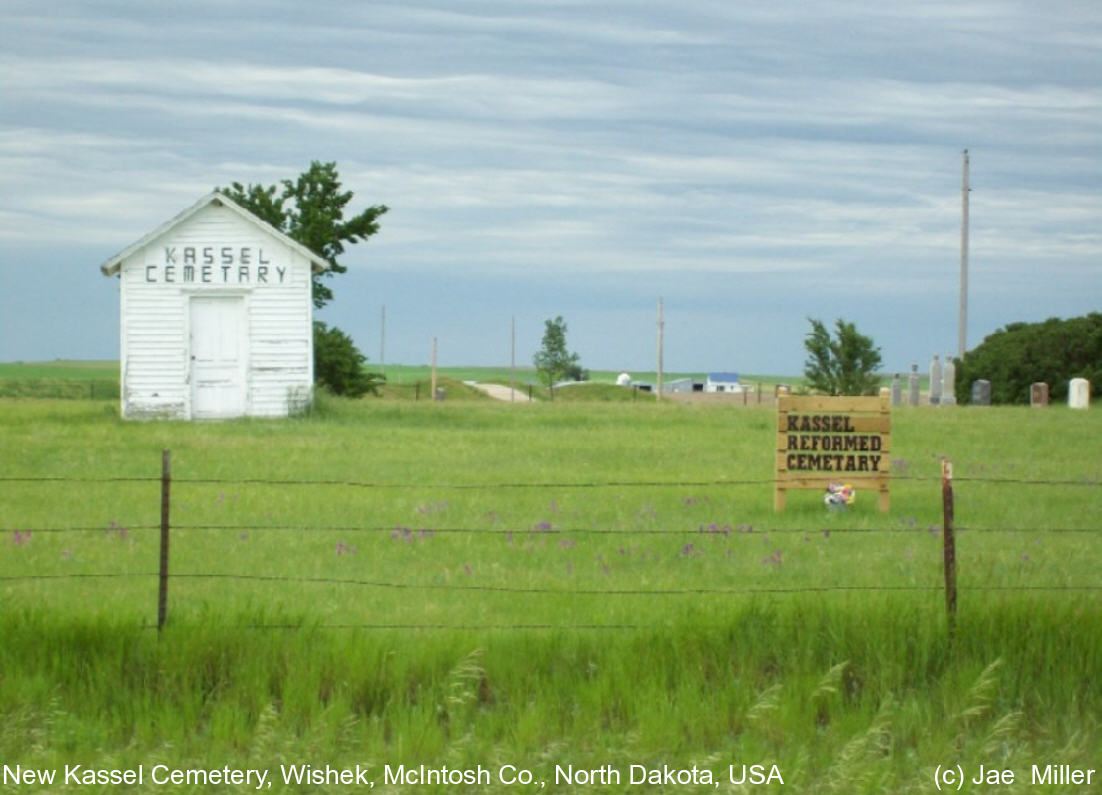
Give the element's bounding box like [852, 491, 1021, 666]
[889, 363, 1090, 409]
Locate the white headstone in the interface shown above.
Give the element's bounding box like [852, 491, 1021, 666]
[942, 355, 956, 404]
[929, 355, 943, 405]
[1069, 378, 1090, 409]
[908, 364, 920, 406]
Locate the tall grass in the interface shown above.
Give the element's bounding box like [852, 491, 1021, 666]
[0, 397, 1099, 792]
[1, 598, 1096, 792]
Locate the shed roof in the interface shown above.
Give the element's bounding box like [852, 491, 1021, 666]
[708, 372, 740, 382]
[98, 191, 330, 276]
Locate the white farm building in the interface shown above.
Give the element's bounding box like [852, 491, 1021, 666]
[705, 372, 741, 393]
[100, 192, 327, 420]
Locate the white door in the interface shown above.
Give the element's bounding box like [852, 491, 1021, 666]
[189, 296, 247, 418]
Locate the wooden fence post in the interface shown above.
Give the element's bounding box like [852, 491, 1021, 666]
[773, 386, 789, 511]
[158, 449, 171, 632]
[942, 457, 957, 638]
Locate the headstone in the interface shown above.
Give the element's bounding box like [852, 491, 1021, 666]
[908, 364, 920, 407]
[929, 355, 943, 405]
[942, 355, 956, 405]
[1068, 378, 1090, 409]
[971, 379, 991, 406]
[890, 373, 902, 406]
[1030, 382, 1049, 407]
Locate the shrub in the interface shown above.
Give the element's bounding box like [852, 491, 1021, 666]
[313, 321, 384, 397]
[956, 313, 1102, 404]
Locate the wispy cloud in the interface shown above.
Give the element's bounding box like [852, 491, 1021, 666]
[1, 1, 1099, 369]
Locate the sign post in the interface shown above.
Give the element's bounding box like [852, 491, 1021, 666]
[774, 388, 891, 512]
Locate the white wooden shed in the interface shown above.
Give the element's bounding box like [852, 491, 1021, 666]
[100, 191, 328, 419]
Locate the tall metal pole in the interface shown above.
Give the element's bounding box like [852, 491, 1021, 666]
[958, 150, 970, 360]
[510, 315, 516, 403]
[656, 298, 664, 402]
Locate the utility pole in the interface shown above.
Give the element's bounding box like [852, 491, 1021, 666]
[959, 150, 970, 360]
[510, 315, 516, 403]
[380, 304, 386, 379]
[656, 298, 664, 402]
[431, 336, 438, 401]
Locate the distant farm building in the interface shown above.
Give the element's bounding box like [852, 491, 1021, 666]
[663, 377, 702, 394]
[100, 192, 326, 419]
[705, 372, 741, 393]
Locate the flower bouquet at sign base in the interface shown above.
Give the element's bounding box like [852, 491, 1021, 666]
[824, 482, 855, 511]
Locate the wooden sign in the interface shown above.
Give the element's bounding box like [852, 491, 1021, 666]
[775, 387, 891, 512]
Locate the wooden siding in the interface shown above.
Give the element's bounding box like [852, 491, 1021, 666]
[119, 203, 314, 419]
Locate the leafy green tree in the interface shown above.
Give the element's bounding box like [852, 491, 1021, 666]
[313, 322, 383, 397]
[222, 161, 388, 309]
[533, 316, 582, 389]
[803, 317, 883, 396]
[221, 162, 388, 397]
[956, 313, 1102, 404]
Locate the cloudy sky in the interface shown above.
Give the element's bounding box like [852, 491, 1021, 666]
[1, 1, 1099, 375]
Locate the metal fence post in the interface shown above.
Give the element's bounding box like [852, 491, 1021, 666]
[158, 449, 171, 632]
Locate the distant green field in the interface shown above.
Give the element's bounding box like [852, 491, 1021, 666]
[0, 396, 1098, 792]
[0, 360, 121, 399]
[0, 360, 119, 379]
[0, 360, 799, 403]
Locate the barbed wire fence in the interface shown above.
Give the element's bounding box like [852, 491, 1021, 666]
[2, 451, 1099, 635]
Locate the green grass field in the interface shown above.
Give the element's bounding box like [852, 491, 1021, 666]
[0, 360, 804, 403]
[0, 387, 1098, 793]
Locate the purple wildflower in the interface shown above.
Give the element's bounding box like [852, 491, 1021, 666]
[416, 500, 449, 516]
